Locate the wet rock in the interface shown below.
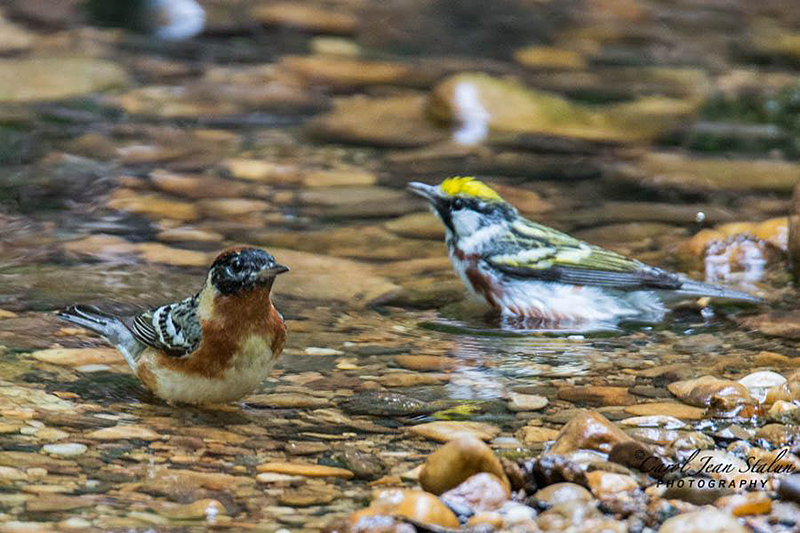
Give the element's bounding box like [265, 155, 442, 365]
[393, 355, 458, 372]
[522, 455, 589, 491]
[149, 170, 255, 200]
[755, 424, 797, 447]
[285, 441, 328, 456]
[26, 495, 94, 512]
[715, 492, 772, 516]
[256, 461, 354, 479]
[30, 348, 123, 367]
[440, 472, 510, 512]
[157, 227, 224, 243]
[341, 391, 432, 417]
[624, 402, 705, 420]
[619, 415, 686, 429]
[547, 410, 633, 455]
[768, 400, 800, 423]
[85, 425, 160, 441]
[534, 482, 593, 505]
[137, 243, 210, 267]
[338, 448, 386, 480]
[0, 385, 74, 413]
[517, 426, 560, 445]
[280, 55, 411, 89]
[408, 421, 501, 443]
[384, 212, 444, 240]
[658, 508, 748, 533]
[154, 499, 226, 520]
[508, 392, 548, 411]
[279, 485, 340, 507]
[764, 370, 800, 403]
[0, 58, 128, 102]
[356, 489, 460, 529]
[419, 434, 509, 495]
[107, 190, 199, 222]
[667, 376, 754, 408]
[222, 158, 302, 184]
[379, 372, 445, 387]
[514, 46, 586, 70]
[429, 72, 696, 142]
[790, 182, 800, 281]
[738, 371, 787, 403]
[585, 471, 637, 498]
[303, 169, 377, 188]
[623, 152, 800, 194]
[467, 511, 503, 529]
[608, 440, 660, 475]
[253, 3, 357, 34]
[41, 443, 87, 458]
[245, 393, 328, 409]
[557, 386, 636, 407]
[778, 474, 800, 504]
[266, 248, 398, 306]
[307, 94, 446, 147]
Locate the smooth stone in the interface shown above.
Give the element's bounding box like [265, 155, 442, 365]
[280, 55, 411, 89]
[136, 243, 210, 267]
[440, 472, 510, 512]
[30, 348, 123, 367]
[256, 461, 353, 479]
[222, 159, 302, 184]
[408, 421, 501, 443]
[155, 499, 226, 520]
[738, 371, 787, 403]
[768, 400, 800, 423]
[508, 392, 548, 412]
[244, 393, 328, 409]
[284, 441, 328, 456]
[715, 492, 772, 516]
[618, 415, 686, 429]
[25, 495, 93, 512]
[0, 57, 128, 102]
[107, 190, 199, 222]
[514, 46, 586, 70]
[557, 386, 636, 407]
[755, 423, 797, 447]
[419, 434, 509, 495]
[517, 426, 560, 445]
[547, 410, 633, 455]
[338, 448, 385, 480]
[279, 485, 339, 507]
[585, 471, 638, 498]
[668, 375, 755, 408]
[534, 482, 594, 505]
[85, 425, 160, 441]
[384, 212, 444, 240]
[197, 198, 271, 217]
[378, 372, 444, 387]
[303, 169, 377, 188]
[41, 443, 87, 457]
[357, 489, 459, 529]
[253, 3, 357, 33]
[341, 391, 431, 417]
[658, 509, 748, 533]
[624, 402, 705, 420]
[393, 355, 458, 372]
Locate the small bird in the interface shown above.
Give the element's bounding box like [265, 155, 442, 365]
[408, 177, 761, 326]
[58, 247, 289, 404]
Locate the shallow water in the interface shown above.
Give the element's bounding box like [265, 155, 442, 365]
[0, 0, 798, 531]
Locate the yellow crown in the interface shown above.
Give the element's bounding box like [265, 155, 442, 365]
[439, 177, 503, 202]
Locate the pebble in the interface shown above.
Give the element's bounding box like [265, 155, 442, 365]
[547, 410, 633, 455]
[354, 489, 460, 529]
[41, 443, 87, 457]
[624, 402, 706, 420]
[508, 392, 549, 411]
[534, 482, 594, 505]
[85, 425, 160, 441]
[245, 393, 328, 409]
[256, 462, 354, 479]
[408, 421, 501, 443]
[715, 492, 772, 516]
[557, 386, 636, 406]
[419, 435, 509, 495]
[517, 426, 560, 445]
[440, 472, 510, 512]
[618, 415, 686, 429]
[658, 508, 748, 533]
[668, 375, 754, 408]
[738, 371, 787, 403]
[585, 471, 638, 497]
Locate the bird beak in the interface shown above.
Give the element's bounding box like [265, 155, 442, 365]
[407, 182, 441, 203]
[258, 263, 290, 279]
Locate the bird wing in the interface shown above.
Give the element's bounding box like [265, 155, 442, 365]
[484, 219, 682, 290]
[123, 294, 202, 357]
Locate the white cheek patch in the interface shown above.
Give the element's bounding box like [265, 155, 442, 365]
[452, 210, 483, 236]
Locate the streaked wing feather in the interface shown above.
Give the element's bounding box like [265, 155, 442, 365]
[123, 294, 201, 357]
[487, 219, 682, 290]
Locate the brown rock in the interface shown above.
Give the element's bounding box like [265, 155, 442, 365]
[281, 56, 410, 89]
[85, 425, 160, 441]
[790, 182, 800, 281]
[256, 462, 354, 479]
[408, 421, 500, 443]
[517, 426, 560, 445]
[547, 410, 633, 455]
[0, 58, 128, 102]
[154, 499, 226, 520]
[624, 402, 705, 420]
[715, 492, 772, 516]
[254, 3, 357, 34]
[533, 482, 594, 505]
[419, 435, 509, 495]
[557, 386, 636, 407]
[440, 472, 510, 512]
[107, 190, 198, 221]
[222, 159, 302, 184]
[585, 471, 638, 498]
[30, 348, 123, 367]
[668, 375, 755, 408]
[393, 355, 457, 372]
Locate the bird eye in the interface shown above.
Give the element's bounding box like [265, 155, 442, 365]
[452, 198, 465, 210]
[231, 258, 244, 271]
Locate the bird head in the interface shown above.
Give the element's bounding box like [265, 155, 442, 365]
[209, 247, 289, 296]
[407, 177, 516, 238]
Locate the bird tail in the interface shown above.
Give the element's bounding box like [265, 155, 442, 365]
[57, 305, 141, 369]
[669, 279, 763, 304]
